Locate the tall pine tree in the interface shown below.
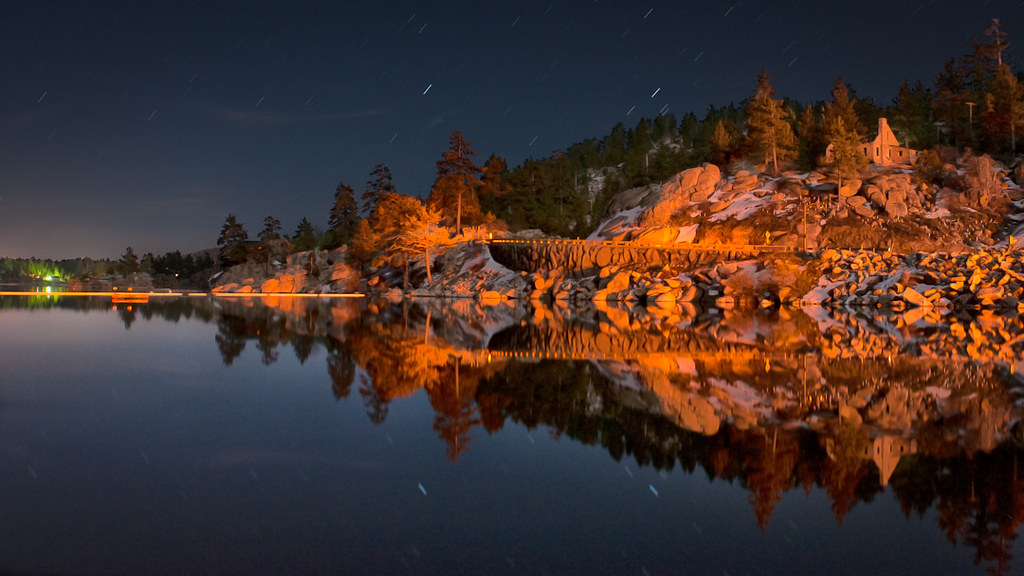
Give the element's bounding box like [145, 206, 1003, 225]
[258, 216, 281, 242]
[292, 217, 318, 252]
[823, 77, 864, 139]
[827, 117, 866, 192]
[362, 163, 396, 218]
[328, 181, 360, 247]
[745, 69, 797, 174]
[216, 214, 249, 267]
[982, 64, 1023, 154]
[427, 130, 481, 234]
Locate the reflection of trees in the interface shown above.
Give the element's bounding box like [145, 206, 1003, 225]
[925, 445, 1024, 576]
[215, 313, 248, 365]
[326, 338, 355, 400]
[821, 423, 878, 524]
[428, 360, 482, 461]
[116, 305, 137, 329]
[743, 429, 801, 529]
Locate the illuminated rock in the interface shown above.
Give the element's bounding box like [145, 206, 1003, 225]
[635, 227, 677, 246]
[902, 287, 929, 307]
[838, 179, 861, 197]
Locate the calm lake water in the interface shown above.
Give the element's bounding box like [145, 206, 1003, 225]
[2, 294, 1023, 575]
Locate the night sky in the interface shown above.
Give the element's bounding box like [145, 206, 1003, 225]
[2, 1, 1022, 259]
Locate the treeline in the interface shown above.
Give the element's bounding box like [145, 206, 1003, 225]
[1, 256, 110, 282]
[1, 250, 215, 286]
[216, 130, 504, 284]
[215, 19, 1022, 271]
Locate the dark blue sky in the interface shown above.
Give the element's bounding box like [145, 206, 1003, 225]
[2, 0, 1022, 259]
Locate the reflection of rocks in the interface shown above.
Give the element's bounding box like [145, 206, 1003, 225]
[488, 300, 1024, 486]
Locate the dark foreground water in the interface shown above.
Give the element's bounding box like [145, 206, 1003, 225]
[2, 294, 1023, 575]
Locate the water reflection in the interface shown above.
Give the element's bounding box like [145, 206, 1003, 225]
[206, 296, 1024, 576]
[7, 294, 1024, 574]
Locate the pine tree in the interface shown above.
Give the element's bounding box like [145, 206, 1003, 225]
[827, 116, 866, 192]
[933, 57, 971, 146]
[477, 154, 514, 223]
[982, 64, 1023, 154]
[823, 77, 864, 139]
[328, 180, 360, 247]
[259, 216, 281, 242]
[216, 214, 249, 267]
[797, 103, 826, 169]
[362, 163, 396, 218]
[292, 217, 318, 252]
[118, 246, 140, 277]
[256, 216, 282, 264]
[386, 205, 453, 286]
[428, 130, 481, 234]
[710, 119, 733, 165]
[745, 69, 797, 174]
[890, 80, 935, 149]
[984, 18, 1010, 68]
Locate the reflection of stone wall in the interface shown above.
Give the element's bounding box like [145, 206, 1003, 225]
[486, 240, 758, 274]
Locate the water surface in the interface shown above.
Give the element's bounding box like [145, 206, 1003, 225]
[1, 295, 1022, 575]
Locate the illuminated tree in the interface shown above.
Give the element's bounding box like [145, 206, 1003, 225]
[745, 69, 797, 174]
[827, 116, 866, 191]
[796, 103, 826, 169]
[428, 129, 481, 234]
[216, 214, 249, 267]
[328, 180, 360, 247]
[378, 203, 454, 286]
[353, 191, 425, 279]
[710, 119, 734, 165]
[981, 65, 1023, 154]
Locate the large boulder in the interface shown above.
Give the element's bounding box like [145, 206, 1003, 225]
[635, 164, 721, 228]
[885, 200, 909, 219]
[839, 179, 862, 198]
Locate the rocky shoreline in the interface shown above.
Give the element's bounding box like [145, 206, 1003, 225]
[205, 160, 1024, 317]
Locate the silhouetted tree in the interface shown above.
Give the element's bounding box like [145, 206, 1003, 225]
[292, 217, 318, 251]
[258, 216, 281, 242]
[824, 77, 864, 139]
[216, 214, 249, 267]
[328, 180, 360, 247]
[362, 163, 396, 218]
[118, 246, 140, 277]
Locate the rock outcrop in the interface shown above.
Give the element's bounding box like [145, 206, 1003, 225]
[211, 247, 359, 294]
